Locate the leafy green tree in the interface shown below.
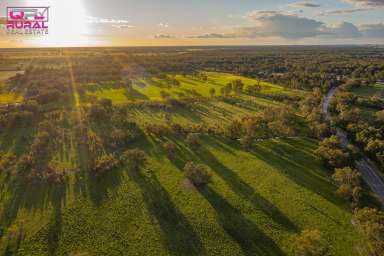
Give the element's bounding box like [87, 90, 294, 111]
[353, 208, 384, 256]
[165, 142, 177, 158]
[224, 120, 242, 140]
[121, 149, 147, 171]
[209, 88, 216, 97]
[232, 79, 244, 94]
[293, 230, 330, 256]
[376, 110, 384, 123]
[44, 160, 67, 184]
[91, 154, 118, 177]
[315, 136, 350, 167]
[186, 133, 202, 151]
[240, 135, 253, 151]
[184, 162, 211, 187]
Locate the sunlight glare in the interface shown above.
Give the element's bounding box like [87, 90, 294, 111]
[31, 0, 93, 47]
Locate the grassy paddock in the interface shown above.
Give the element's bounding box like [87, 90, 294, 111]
[351, 83, 384, 98]
[0, 70, 361, 255]
[0, 71, 22, 83]
[83, 72, 300, 104]
[0, 93, 23, 104]
[11, 137, 360, 256]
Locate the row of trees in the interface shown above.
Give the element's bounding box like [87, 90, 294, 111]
[306, 80, 384, 255]
[330, 83, 384, 166]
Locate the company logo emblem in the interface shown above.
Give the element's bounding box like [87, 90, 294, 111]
[6, 7, 49, 35]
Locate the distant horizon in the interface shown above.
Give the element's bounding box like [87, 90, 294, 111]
[1, 0, 383, 48]
[1, 43, 384, 50]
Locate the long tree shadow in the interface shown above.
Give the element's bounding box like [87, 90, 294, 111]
[87, 167, 123, 206]
[129, 171, 205, 256]
[250, 141, 345, 207]
[47, 184, 66, 256]
[125, 88, 150, 101]
[0, 179, 67, 255]
[200, 187, 285, 256]
[196, 146, 297, 231]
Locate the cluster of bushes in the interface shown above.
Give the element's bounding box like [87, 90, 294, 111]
[224, 107, 298, 150]
[292, 229, 330, 256]
[315, 136, 351, 168]
[144, 106, 298, 153]
[90, 154, 119, 177]
[70, 56, 122, 83]
[316, 136, 363, 207]
[219, 80, 245, 96]
[352, 207, 384, 256]
[355, 125, 384, 165]
[90, 149, 147, 177]
[145, 122, 221, 138]
[357, 96, 384, 110]
[20, 67, 72, 105]
[332, 167, 362, 207]
[331, 86, 384, 166]
[300, 88, 330, 138]
[17, 115, 69, 183]
[183, 162, 211, 187]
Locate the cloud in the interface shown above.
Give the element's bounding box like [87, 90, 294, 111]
[192, 33, 234, 38]
[86, 16, 135, 30]
[158, 23, 169, 28]
[87, 16, 130, 25]
[325, 22, 362, 38]
[154, 34, 175, 39]
[243, 11, 326, 39]
[112, 24, 135, 29]
[320, 8, 373, 15]
[290, 2, 321, 8]
[190, 10, 384, 41]
[343, 0, 384, 6]
[359, 23, 384, 37]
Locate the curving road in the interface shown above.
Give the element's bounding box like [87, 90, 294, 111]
[323, 88, 384, 208]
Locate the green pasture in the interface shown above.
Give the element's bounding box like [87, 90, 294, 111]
[351, 83, 384, 98]
[1, 136, 360, 256]
[83, 72, 299, 105]
[0, 71, 361, 256]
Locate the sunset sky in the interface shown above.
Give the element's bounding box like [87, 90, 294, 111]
[0, 0, 383, 47]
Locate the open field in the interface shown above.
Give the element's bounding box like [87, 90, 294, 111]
[351, 83, 384, 98]
[0, 70, 359, 255]
[0, 93, 23, 105]
[1, 46, 383, 255]
[0, 71, 22, 83]
[350, 83, 384, 118]
[1, 135, 360, 255]
[0, 71, 24, 104]
[83, 72, 299, 105]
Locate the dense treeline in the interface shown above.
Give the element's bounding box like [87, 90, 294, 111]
[7, 46, 381, 92]
[329, 81, 384, 166]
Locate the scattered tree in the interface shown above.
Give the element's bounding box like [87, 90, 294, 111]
[352, 208, 384, 256]
[293, 229, 330, 256]
[209, 88, 216, 97]
[186, 133, 202, 151]
[165, 142, 177, 158]
[91, 154, 118, 177]
[121, 149, 147, 171]
[184, 162, 211, 187]
[315, 136, 350, 167]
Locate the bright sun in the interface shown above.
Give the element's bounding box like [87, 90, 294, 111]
[31, 0, 94, 47]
